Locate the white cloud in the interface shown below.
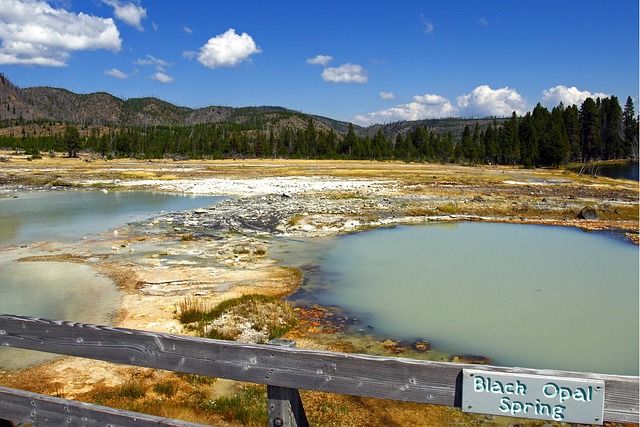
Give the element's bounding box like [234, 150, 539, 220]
[421, 15, 434, 35]
[379, 91, 396, 100]
[182, 50, 197, 60]
[541, 85, 609, 108]
[133, 54, 173, 82]
[150, 71, 174, 83]
[322, 63, 368, 84]
[0, 0, 121, 66]
[413, 93, 450, 105]
[197, 28, 261, 69]
[183, 25, 193, 34]
[134, 54, 170, 68]
[306, 54, 333, 66]
[101, 0, 146, 31]
[456, 85, 529, 117]
[479, 17, 490, 27]
[353, 92, 456, 126]
[105, 67, 130, 78]
[353, 85, 530, 125]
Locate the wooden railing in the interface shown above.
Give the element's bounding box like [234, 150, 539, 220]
[0, 314, 638, 426]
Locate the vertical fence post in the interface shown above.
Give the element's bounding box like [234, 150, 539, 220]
[266, 339, 309, 427]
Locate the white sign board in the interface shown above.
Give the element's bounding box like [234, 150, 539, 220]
[462, 369, 605, 425]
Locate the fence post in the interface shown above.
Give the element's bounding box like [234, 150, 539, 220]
[266, 339, 309, 427]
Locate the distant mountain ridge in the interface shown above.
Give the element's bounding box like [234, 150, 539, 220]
[0, 73, 498, 139]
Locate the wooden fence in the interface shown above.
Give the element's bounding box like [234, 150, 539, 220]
[0, 314, 637, 426]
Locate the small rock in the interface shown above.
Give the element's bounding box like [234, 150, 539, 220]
[412, 341, 431, 352]
[578, 206, 599, 220]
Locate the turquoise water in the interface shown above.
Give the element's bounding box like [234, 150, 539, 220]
[292, 223, 639, 375]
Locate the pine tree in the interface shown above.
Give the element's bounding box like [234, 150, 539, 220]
[598, 96, 624, 160]
[563, 105, 580, 161]
[622, 96, 638, 159]
[63, 125, 81, 158]
[579, 98, 601, 161]
[519, 113, 538, 168]
[340, 123, 358, 158]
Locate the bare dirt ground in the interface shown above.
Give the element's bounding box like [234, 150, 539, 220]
[0, 154, 637, 426]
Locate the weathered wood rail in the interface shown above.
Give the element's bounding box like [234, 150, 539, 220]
[0, 314, 638, 426]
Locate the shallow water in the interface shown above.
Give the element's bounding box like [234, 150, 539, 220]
[0, 257, 123, 370]
[0, 190, 224, 370]
[0, 190, 225, 245]
[286, 223, 639, 375]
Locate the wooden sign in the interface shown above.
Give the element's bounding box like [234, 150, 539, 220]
[462, 369, 605, 425]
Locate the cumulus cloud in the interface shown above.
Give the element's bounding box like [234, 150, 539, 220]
[379, 91, 396, 100]
[541, 85, 609, 108]
[105, 67, 130, 78]
[150, 71, 173, 83]
[353, 92, 456, 126]
[197, 28, 261, 69]
[353, 85, 531, 125]
[456, 85, 529, 117]
[306, 54, 333, 66]
[0, 0, 121, 66]
[322, 63, 368, 83]
[101, 0, 146, 31]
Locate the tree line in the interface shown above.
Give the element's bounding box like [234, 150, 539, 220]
[1, 95, 637, 167]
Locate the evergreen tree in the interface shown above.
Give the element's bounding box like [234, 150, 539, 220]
[471, 122, 481, 164]
[622, 96, 638, 159]
[371, 129, 390, 160]
[602, 96, 623, 160]
[579, 98, 601, 161]
[545, 104, 570, 166]
[563, 105, 581, 161]
[499, 112, 520, 164]
[519, 113, 538, 168]
[460, 124, 473, 164]
[482, 123, 498, 164]
[63, 125, 81, 158]
[340, 123, 358, 158]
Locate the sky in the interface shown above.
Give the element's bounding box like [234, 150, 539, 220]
[0, 0, 638, 126]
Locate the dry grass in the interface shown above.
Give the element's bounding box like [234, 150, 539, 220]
[178, 294, 298, 343]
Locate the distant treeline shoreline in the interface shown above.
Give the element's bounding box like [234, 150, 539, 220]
[1, 95, 637, 168]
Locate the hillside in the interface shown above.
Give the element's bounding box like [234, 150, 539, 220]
[0, 73, 501, 140]
[0, 74, 348, 136]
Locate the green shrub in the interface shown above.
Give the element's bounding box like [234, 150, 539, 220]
[116, 382, 146, 399]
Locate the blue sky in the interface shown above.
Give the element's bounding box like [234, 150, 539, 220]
[0, 0, 638, 126]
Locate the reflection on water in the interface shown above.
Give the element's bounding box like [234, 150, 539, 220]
[597, 162, 639, 181]
[287, 223, 639, 375]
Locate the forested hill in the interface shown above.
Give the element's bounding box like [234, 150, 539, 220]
[0, 73, 342, 133]
[0, 72, 637, 166]
[0, 72, 499, 139]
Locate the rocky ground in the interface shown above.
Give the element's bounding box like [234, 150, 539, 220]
[0, 154, 637, 426]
